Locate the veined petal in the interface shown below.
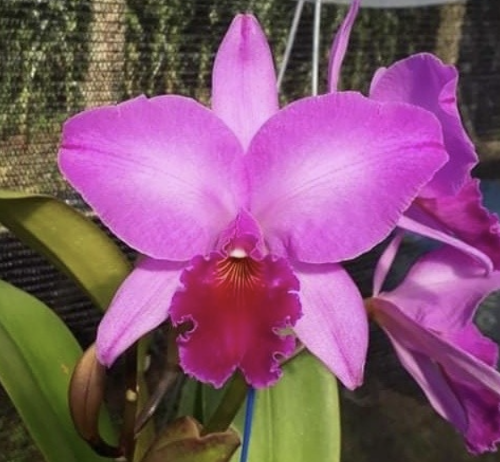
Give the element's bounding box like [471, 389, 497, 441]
[328, 0, 360, 92]
[59, 95, 245, 261]
[212, 14, 279, 150]
[293, 263, 367, 389]
[96, 258, 185, 366]
[370, 53, 477, 197]
[412, 179, 500, 270]
[169, 253, 301, 388]
[246, 92, 448, 263]
[382, 246, 500, 332]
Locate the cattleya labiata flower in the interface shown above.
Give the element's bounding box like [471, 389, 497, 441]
[58, 13, 447, 389]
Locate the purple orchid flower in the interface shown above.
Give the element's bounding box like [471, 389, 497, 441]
[329, 0, 500, 272]
[369, 246, 500, 454]
[58, 14, 447, 389]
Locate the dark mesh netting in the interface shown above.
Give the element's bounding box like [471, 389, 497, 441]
[1, 1, 500, 460]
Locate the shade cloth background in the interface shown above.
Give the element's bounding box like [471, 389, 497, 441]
[1, 1, 500, 460]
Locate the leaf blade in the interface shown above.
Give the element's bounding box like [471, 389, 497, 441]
[0, 190, 131, 311]
[231, 352, 341, 462]
[0, 279, 116, 462]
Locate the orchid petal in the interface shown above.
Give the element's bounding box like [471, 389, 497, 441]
[414, 178, 500, 270]
[445, 324, 499, 368]
[212, 14, 279, 150]
[328, 0, 360, 92]
[96, 258, 185, 366]
[382, 246, 500, 332]
[370, 53, 477, 197]
[374, 299, 500, 453]
[372, 231, 404, 296]
[388, 339, 468, 432]
[59, 95, 245, 261]
[374, 299, 500, 400]
[457, 380, 500, 454]
[398, 213, 494, 272]
[246, 92, 448, 263]
[443, 326, 500, 453]
[170, 254, 301, 388]
[293, 262, 367, 389]
[369, 66, 387, 91]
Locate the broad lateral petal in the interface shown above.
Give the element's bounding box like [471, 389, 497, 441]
[96, 258, 185, 367]
[328, 0, 360, 92]
[370, 53, 477, 197]
[170, 253, 301, 389]
[59, 95, 245, 261]
[382, 246, 500, 332]
[246, 92, 448, 263]
[293, 262, 368, 390]
[212, 14, 279, 150]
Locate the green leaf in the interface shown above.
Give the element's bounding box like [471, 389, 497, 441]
[231, 352, 341, 462]
[0, 279, 116, 462]
[0, 191, 131, 311]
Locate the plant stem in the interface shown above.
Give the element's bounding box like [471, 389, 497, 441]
[201, 373, 248, 435]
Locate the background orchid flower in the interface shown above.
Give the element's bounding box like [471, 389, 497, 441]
[369, 247, 500, 454]
[370, 54, 500, 271]
[58, 14, 448, 390]
[329, 0, 500, 272]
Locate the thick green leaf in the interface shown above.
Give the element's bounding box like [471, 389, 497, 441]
[0, 191, 131, 311]
[0, 279, 116, 462]
[231, 352, 341, 462]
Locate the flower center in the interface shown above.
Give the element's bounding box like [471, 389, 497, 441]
[215, 252, 262, 294]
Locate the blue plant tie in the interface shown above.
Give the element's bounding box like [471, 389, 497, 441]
[240, 387, 256, 462]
